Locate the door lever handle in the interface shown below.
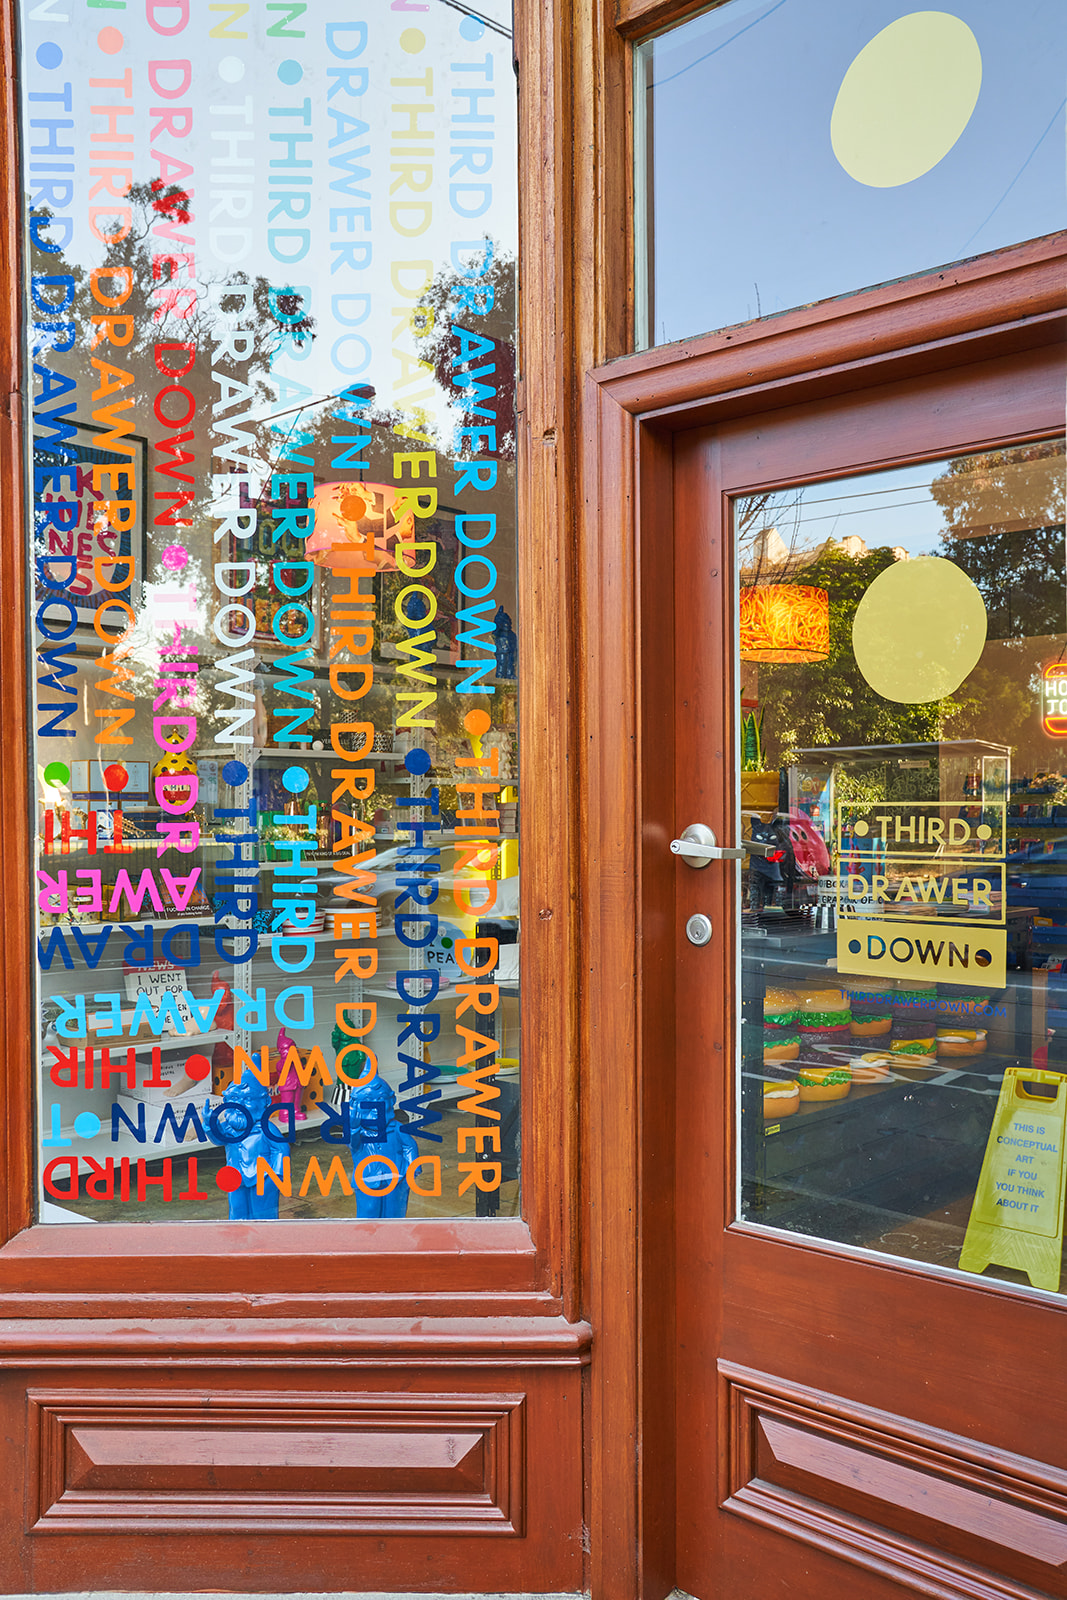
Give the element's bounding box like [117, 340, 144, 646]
[670, 823, 780, 867]
[741, 837, 780, 859]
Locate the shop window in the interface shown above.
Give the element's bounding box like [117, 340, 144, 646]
[25, 3, 521, 1224]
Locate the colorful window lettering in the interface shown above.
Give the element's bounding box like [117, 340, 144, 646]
[26, 4, 520, 1222]
[736, 438, 1067, 1296]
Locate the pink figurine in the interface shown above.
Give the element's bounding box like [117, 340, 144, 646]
[211, 969, 235, 1029]
[274, 1026, 307, 1121]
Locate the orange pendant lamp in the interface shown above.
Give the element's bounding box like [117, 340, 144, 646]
[306, 481, 410, 571]
[740, 584, 829, 663]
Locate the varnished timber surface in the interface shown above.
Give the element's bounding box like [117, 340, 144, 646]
[666, 323, 1067, 1600]
[581, 229, 1065, 1599]
[724, 1363, 1067, 1600]
[615, 0, 719, 37]
[0, 0, 595, 1594]
[31, 1390, 527, 1535]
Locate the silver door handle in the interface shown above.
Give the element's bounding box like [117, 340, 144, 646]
[670, 823, 778, 868]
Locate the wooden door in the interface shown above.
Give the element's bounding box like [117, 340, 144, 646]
[671, 337, 1067, 1599]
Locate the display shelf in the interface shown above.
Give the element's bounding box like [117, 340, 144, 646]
[377, 640, 516, 689]
[39, 1200, 93, 1224]
[258, 856, 335, 870]
[38, 840, 230, 855]
[250, 746, 408, 764]
[379, 641, 459, 667]
[252, 656, 478, 686]
[250, 747, 344, 762]
[318, 830, 512, 858]
[357, 981, 520, 999]
[47, 1028, 233, 1055]
[39, 915, 218, 935]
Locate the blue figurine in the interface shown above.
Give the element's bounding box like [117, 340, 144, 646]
[347, 1075, 419, 1219]
[493, 606, 517, 679]
[211, 1074, 287, 1220]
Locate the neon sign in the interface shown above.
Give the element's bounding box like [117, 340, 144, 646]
[1041, 664, 1067, 737]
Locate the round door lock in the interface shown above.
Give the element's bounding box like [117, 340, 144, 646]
[686, 913, 713, 947]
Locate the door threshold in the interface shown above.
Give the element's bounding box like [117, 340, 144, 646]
[5, 1593, 586, 1600]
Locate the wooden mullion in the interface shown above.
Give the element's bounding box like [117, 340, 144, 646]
[0, 0, 33, 1248]
[615, 0, 733, 44]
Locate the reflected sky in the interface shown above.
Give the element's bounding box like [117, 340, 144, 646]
[736, 439, 1066, 560]
[641, 0, 1067, 345]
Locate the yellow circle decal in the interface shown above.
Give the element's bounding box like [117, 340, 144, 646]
[852, 556, 987, 703]
[831, 12, 982, 188]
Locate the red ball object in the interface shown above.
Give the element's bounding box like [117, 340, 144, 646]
[103, 763, 129, 792]
[186, 1053, 211, 1082]
[216, 1166, 243, 1193]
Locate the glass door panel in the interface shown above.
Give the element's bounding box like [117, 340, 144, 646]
[737, 435, 1067, 1294]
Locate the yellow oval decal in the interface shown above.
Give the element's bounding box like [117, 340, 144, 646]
[852, 555, 987, 703]
[832, 12, 982, 188]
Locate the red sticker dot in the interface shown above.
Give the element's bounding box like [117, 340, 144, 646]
[103, 763, 129, 792]
[215, 1165, 242, 1193]
[186, 1054, 211, 1082]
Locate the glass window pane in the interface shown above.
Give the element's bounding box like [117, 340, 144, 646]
[26, 4, 519, 1223]
[636, 1, 1067, 347]
[736, 437, 1067, 1297]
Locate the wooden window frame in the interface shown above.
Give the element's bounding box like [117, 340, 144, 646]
[616, 0, 730, 41]
[0, 4, 605, 1587]
[0, 0, 590, 1327]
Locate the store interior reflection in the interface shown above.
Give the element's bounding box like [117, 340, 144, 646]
[738, 437, 1067, 1294]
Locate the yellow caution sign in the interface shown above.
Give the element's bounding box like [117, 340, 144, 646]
[959, 1069, 1067, 1293]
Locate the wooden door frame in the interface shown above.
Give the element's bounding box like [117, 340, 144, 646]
[579, 234, 1067, 1600]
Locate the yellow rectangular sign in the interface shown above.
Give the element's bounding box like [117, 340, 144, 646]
[835, 859, 1007, 925]
[837, 917, 1006, 987]
[837, 800, 1005, 857]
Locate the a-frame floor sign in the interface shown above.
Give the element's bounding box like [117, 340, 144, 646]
[960, 1067, 1067, 1293]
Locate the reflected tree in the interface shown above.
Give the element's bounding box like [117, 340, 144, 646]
[932, 442, 1066, 641]
[757, 545, 949, 764]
